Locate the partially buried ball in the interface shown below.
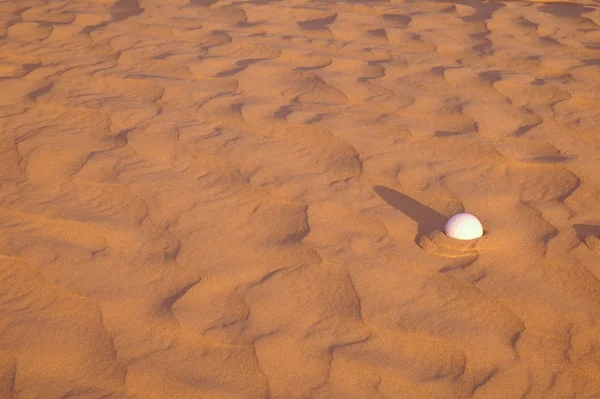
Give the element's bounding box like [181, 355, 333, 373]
[445, 213, 484, 240]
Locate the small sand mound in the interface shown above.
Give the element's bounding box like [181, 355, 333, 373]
[418, 229, 485, 258]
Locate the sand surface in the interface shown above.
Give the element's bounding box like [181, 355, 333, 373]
[1, 0, 600, 397]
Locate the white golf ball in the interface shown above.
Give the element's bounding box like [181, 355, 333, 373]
[445, 213, 483, 240]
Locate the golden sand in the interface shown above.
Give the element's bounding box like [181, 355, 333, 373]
[1, 0, 600, 397]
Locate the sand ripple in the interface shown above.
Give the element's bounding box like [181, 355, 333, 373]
[1, 0, 600, 397]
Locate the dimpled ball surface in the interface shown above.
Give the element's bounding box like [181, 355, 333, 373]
[445, 213, 483, 240]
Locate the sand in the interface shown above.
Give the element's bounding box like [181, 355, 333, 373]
[0, 0, 599, 397]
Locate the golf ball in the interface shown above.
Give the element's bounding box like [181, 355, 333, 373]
[445, 213, 483, 240]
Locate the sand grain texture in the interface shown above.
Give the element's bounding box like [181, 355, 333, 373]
[1, 0, 600, 397]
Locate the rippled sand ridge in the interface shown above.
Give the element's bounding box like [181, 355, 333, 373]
[1, 0, 600, 397]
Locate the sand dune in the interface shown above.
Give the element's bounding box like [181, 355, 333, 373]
[1, 0, 600, 397]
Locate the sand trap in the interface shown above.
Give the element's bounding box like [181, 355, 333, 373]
[1, 0, 600, 397]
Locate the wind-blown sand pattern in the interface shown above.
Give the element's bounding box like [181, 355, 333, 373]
[1, 0, 600, 397]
